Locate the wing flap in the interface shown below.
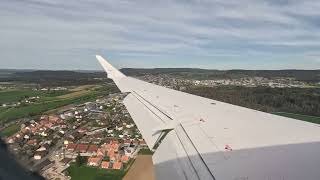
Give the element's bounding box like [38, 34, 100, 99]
[123, 93, 163, 149]
[153, 131, 200, 180]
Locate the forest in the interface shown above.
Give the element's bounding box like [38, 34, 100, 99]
[186, 86, 320, 116]
[0, 70, 110, 86]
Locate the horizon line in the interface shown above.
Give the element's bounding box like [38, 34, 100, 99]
[0, 68, 320, 71]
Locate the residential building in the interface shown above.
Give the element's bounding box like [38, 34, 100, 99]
[66, 144, 77, 152]
[76, 144, 88, 153]
[121, 155, 130, 163]
[101, 161, 110, 169]
[87, 156, 103, 167]
[112, 162, 123, 170]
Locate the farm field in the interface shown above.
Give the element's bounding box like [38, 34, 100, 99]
[0, 123, 20, 137]
[123, 155, 154, 180]
[0, 89, 69, 104]
[0, 92, 99, 123]
[0, 87, 101, 124]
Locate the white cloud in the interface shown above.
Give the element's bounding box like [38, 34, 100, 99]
[0, 0, 320, 69]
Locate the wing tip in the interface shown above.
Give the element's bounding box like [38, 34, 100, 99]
[95, 54, 126, 80]
[96, 55, 104, 63]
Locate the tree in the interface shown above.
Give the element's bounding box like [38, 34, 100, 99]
[75, 152, 85, 167]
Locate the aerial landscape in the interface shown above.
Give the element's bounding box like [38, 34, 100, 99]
[0, 67, 319, 180]
[0, 70, 152, 180]
[1, 0, 320, 180]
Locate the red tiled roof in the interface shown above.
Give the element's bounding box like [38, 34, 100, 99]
[101, 161, 110, 169]
[110, 153, 120, 161]
[49, 116, 60, 123]
[107, 149, 115, 158]
[111, 143, 119, 151]
[103, 143, 111, 150]
[121, 155, 130, 163]
[106, 139, 119, 145]
[39, 120, 49, 125]
[66, 144, 77, 151]
[97, 148, 106, 156]
[27, 139, 37, 145]
[31, 127, 38, 133]
[112, 162, 122, 170]
[87, 145, 98, 153]
[44, 122, 53, 129]
[87, 156, 102, 166]
[76, 144, 88, 152]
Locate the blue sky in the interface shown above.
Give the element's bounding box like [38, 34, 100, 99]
[1, 0, 320, 70]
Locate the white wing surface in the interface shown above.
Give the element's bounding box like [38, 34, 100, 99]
[97, 55, 320, 180]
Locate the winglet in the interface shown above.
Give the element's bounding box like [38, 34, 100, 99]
[96, 55, 126, 83]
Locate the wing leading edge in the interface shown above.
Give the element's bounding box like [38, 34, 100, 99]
[97, 55, 320, 180]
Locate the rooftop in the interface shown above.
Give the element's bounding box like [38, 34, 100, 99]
[101, 161, 110, 169]
[87, 156, 102, 165]
[112, 162, 122, 170]
[87, 145, 98, 153]
[76, 144, 88, 152]
[66, 143, 77, 150]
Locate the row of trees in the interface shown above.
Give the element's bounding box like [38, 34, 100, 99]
[0, 71, 112, 87]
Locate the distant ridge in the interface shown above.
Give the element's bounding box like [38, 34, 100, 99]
[120, 68, 320, 82]
[0, 69, 103, 73]
[0, 69, 319, 82]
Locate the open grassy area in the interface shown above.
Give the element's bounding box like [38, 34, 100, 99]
[0, 123, 20, 137]
[56, 85, 97, 99]
[0, 91, 100, 124]
[273, 112, 320, 124]
[0, 89, 69, 104]
[66, 164, 125, 180]
[0, 84, 119, 124]
[0, 107, 6, 113]
[56, 90, 90, 99]
[138, 148, 154, 155]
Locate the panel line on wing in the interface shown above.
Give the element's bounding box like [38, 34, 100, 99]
[174, 124, 216, 180]
[132, 90, 173, 121]
[130, 91, 169, 124]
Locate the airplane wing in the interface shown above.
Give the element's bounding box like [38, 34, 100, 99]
[96, 55, 320, 180]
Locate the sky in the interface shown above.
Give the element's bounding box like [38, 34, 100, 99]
[1, 0, 320, 70]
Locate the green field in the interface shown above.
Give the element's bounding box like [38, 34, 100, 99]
[0, 92, 99, 123]
[273, 112, 320, 124]
[138, 148, 154, 155]
[0, 123, 20, 137]
[66, 165, 125, 180]
[0, 84, 120, 124]
[0, 107, 6, 113]
[0, 90, 69, 104]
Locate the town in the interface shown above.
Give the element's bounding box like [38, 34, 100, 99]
[136, 74, 309, 90]
[3, 90, 149, 180]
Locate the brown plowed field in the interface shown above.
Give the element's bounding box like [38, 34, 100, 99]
[123, 155, 155, 180]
